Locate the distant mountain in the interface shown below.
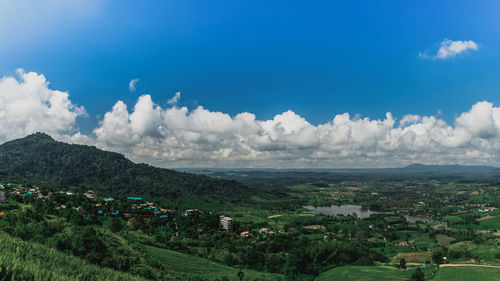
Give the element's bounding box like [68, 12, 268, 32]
[186, 164, 500, 187]
[0, 133, 250, 206]
[400, 163, 500, 173]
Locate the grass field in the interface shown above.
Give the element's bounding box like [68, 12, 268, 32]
[448, 241, 500, 261]
[433, 267, 500, 281]
[314, 265, 434, 281]
[143, 245, 283, 280]
[315, 265, 500, 281]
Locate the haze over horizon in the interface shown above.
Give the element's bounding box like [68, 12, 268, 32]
[2, 1, 500, 168]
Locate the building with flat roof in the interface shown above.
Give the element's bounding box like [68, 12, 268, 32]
[219, 216, 233, 232]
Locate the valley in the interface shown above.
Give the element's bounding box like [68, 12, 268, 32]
[0, 135, 500, 280]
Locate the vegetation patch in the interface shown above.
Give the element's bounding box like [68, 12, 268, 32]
[435, 234, 455, 244]
[391, 252, 431, 263]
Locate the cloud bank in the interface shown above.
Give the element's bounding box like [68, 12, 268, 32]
[92, 95, 500, 168]
[2, 70, 500, 168]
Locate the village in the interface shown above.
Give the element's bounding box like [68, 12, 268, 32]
[0, 183, 271, 239]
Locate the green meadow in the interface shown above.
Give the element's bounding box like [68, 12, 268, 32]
[315, 265, 500, 281]
[314, 265, 434, 281]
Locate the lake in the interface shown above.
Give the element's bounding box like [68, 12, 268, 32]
[304, 204, 431, 223]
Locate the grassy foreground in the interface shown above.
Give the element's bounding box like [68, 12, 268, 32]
[0, 231, 146, 281]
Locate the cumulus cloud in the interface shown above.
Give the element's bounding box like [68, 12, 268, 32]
[4, 69, 500, 168]
[129, 78, 139, 92]
[435, 39, 478, 59]
[0, 69, 86, 144]
[422, 39, 479, 60]
[91, 94, 500, 168]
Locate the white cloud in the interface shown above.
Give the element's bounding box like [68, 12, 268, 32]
[91, 94, 500, 168]
[430, 39, 479, 60]
[0, 69, 86, 143]
[129, 78, 139, 92]
[4, 70, 500, 168]
[167, 92, 181, 105]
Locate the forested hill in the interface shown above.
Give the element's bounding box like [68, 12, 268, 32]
[0, 133, 250, 206]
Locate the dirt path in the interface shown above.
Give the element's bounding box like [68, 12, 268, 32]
[267, 215, 282, 219]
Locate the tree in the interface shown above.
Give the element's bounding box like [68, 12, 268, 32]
[110, 218, 122, 233]
[432, 248, 444, 264]
[411, 267, 425, 281]
[237, 269, 244, 281]
[399, 258, 407, 270]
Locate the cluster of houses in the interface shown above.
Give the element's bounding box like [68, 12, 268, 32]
[1, 183, 276, 239]
[128, 197, 171, 219]
[7, 184, 50, 200]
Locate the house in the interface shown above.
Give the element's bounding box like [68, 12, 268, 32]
[84, 190, 96, 199]
[0, 190, 5, 204]
[127, 197, 142, 200]
[259, 228, 268, 234]
[240, 231, 250, 237]
[104, 197, 114, 202]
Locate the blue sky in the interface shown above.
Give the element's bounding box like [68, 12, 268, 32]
[1, 1, 500, 167]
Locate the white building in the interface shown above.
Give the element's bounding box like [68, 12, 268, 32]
[220, 216, 233, 232]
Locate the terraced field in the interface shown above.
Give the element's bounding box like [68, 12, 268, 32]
[143, 245, 283, 280]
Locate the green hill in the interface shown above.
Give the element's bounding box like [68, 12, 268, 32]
[0, 230, 147, 281]
[0, 133, 250, 207]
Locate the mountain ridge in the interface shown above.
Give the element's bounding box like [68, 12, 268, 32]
[0, 133, 250, 206]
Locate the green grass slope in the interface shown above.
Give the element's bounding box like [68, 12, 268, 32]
[144, 245, 284, 280]
[314, 266, 409, 281]
[314, 265, 436, 281]
[0, 231, 146, 281]
[433, 267, 500, 281]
